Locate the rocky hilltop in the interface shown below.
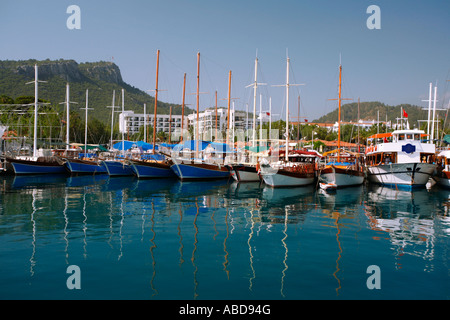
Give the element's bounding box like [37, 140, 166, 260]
[0, 59, 187, 124]
[4, 59, 123, 84]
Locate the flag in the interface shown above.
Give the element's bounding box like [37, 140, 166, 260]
[403, 109, 408, 118]
[266, 112, 270, 116]
[304, 119, 308, 122]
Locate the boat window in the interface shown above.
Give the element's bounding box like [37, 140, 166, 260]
[406, 134, 412, 140]
[398, 134, 405, 140]
[414, 134, 420, 140]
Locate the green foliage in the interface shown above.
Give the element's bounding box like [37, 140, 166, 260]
[0, 59, 194, 145]
[314, 101, 443, 130]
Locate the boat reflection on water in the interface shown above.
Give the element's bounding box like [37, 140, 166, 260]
[2, 171, 450, 299]
[364, 185, 441, 268]
[12, 174, 68, 189]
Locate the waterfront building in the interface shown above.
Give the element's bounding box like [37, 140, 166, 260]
[118, 110, 188, 136]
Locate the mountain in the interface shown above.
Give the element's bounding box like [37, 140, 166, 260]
[312, 101, 443, 129]
[0, 59, 192, 124]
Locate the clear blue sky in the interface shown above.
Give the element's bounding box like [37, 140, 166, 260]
[1, 0, 449, 121]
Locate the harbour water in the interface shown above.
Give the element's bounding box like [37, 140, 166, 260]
[0, 174, 449, 300]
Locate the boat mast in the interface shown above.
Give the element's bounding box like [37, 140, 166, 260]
[273, 54, 303, 161]
[81, 89, 93, 153]
[33, 65, 39, 157]
[169, 105, 172, 144]
[107, 90, 116, 150]
[226, 70, 232, 145]
[143, 103, 146, 143]
[431, 85, 437, 144]
[25, 65, 49, 157]
[252, 57, 258, 147]
[426, 82, 432, 141]
[60, 83, 77, 153]
[66, 83, 70, 151]
[152, 49, 160, 155]
[285, 57, 290, 162]
[196, 52, 200, 159]
[337, 64, 342, 162]
[121, 88, 125, 156]
[215, 91, 218, 141]
[181, 73, 186, 142]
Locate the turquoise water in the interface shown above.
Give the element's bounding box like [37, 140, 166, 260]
[0, 175, 449, 300]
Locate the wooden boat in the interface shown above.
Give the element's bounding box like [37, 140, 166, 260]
[432, 149, 450, 188]
[129, 49, 177, 179]
[64, 156, 107, 175]
[7, 156, 66, 175]
[170, 53, 231, 181]
[318, 62, 364, 188]
[260, 150, 321, 187]
[7, 65, 66, 175]
[230, 56, 264, 182]
[259, 55, 321, 187]
[319, 150, 365, 187]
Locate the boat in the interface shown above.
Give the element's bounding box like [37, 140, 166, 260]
[365, 129, 436, 189]
[63, 89, 108, 175]
[129, 153, 176, 178]
[259, 55, 321, 187]
[7, 65, 68, 175]
[102, 89, 134, 177]
[7, 155, 66, 175]
[434, 149, 450, 188]
[170, 140, 231, 181]
[319, 182, 337, 191]
[169, 53, 231, 181]
[230, 163, 260, 182]
[259, 149, 322, 187]
[102, 158, 134, 176]
[319, 150, 365, 187]
[318, 62, 364, 188]
[230, 56, 264, 182]
[64, 154, 107, 175]
[229, 146, 269, 182]
[128, 50, 177, 179]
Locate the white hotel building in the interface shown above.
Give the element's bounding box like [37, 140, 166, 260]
[119, 107, 269, 140]
[119, 111, 188, 135]
[187, 107, 269, 135]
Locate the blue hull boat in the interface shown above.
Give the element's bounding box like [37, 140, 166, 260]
[7, 157, 66, 175]
[64, 158, 107, 175]
[170, 162, 230, 181]
[129, 159, 176, 179]
[102, 160, 134, 176]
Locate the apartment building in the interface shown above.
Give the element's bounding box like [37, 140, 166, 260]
[187, 107, 269, 134]
[118, 111, 188, 135]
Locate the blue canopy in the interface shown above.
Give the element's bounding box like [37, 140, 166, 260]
[113, 140, 136, 150]
[160, 143, 176, 149]
[136, 141, 158, 151]
[173, 140, 211, 152]
[113, 140, 158, 151]
[208, 142, 235, 153]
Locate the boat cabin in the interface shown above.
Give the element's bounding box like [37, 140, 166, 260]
[366, 129, 436, 165]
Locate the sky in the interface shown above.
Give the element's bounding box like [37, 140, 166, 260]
[0, 0, 449, 122]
